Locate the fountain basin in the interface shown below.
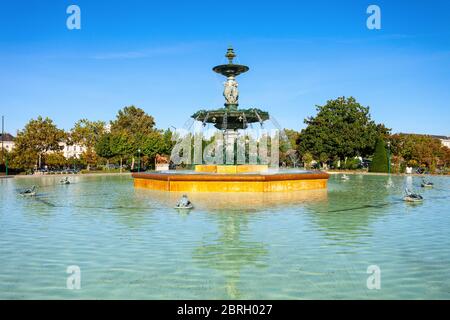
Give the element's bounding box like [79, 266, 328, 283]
[132, 171, 329, 193]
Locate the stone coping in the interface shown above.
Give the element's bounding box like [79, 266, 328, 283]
[132, 171, 330, 182]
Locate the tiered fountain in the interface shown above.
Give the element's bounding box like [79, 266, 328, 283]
[132, 47, 329, 192]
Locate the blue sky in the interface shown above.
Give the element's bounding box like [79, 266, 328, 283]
[0, 0, 449, 135]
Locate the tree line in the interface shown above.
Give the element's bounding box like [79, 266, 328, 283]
[285, 97, 450, 173]
[1, 98, 449, 174]
[2, 106, 174, 173]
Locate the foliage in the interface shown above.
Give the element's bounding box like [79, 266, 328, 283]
[80, 149, 98, 168]
[70, 119, 106, 149]
[110, 105, 155, 136]
[390, 133, 449, 173]
[280, 129, 301, 166]
[44, 152, 67, 168]
[369, 137, 388, 173]
[319, 152, 329, 167]
[95, 133, 114, 159]
[302, 152, 313, 169]
[69, 119, 106, 169]
[298, 97, 390, 161]
[11, 116, 66, 169]
[109, 106, 158, 169]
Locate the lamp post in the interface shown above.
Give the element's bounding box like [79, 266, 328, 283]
[387, 141, 391, 174]
[1, 115, 4, 176]
[138, 148, 141, 173]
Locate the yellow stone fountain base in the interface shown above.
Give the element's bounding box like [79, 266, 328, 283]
[132, 171, 329, 193]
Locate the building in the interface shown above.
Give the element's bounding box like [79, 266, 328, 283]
[59, 142, 86, 159]
[0, 133, 15, 152]
[0, 133, 85, 158]
[431, 135, 450, 148]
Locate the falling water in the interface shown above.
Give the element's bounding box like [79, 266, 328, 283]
[269, 115, 299, 166]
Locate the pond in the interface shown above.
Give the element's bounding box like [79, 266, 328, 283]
[1, 174, 449, 299]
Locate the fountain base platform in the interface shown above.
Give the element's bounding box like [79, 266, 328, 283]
[132, 169, 329, 193]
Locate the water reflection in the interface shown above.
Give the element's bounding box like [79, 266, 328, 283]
[166, 189, 328, 211]
[304, 175, 394, 244]
[192, 211, 268, 299]
[132, 187, 329, 298]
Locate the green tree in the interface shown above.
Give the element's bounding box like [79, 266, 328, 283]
[298, 97, 389, 161]
[109, 132, 133, 172]
[70, 119, 106, 169]
[280, 129, 300, 166]
[110, 106, 156, 170]
[70, 119, 106, 148]
[44, 152, 67, 168]
[319, 152, 329, 169]
[369, 137, 388, 173]
[302, 152, 314, 169]
[95, 133, 114, 163]
[12, 116, 65, 169]
[161, 129, 176, 155]
[141, 131, 165, 165]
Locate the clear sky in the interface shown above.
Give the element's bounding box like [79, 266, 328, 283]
[0, 0, 449, 136]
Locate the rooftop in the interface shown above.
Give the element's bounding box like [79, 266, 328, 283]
[0, 133, 15, 142]
[398, 133, 450, 140]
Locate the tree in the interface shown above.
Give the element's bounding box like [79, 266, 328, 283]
[369, 137, 388, 173]
[302, 152, 314, 169]
[12, 116, 65, 169]
[280, 129, 300, 166]
[141, 131, 166, 165]
[110, 106, 156, 170]
[389, 133, 448, 173]
[44, 152, 67, 168]
[80, 149, 98, 169]
[161, 129, 176, 155]
[95, 133, 114, 164]
[70, 119, 106, 148]
[70, 119, 106, 169]
[319, 152, 329, 169]
[298, 97, 389, 162]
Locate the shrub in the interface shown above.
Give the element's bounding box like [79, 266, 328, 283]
[369, 137, 389, 173]
[343, 158, 361, 170]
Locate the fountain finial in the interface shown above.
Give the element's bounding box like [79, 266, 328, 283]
[225, 46, 236, 64]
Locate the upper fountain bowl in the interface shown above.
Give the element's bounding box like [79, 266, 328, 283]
[212, 46, 249, 77]
[212, 64, 249, 77]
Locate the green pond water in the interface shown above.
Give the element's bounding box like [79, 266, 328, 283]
[1, 173, 449, 299]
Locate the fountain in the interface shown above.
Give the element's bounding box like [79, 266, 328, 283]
[132, 47, 329, 192]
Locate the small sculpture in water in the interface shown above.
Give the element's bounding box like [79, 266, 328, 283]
[421, 179, 433, 188]
[60, 177, 70, 185]
[175, 194, 193, 209]
[403, 188, 423, 202]
[19, 185, 37, 196]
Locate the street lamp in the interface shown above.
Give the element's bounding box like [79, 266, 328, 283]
[138, 148, 141, 173]
[387, 141, 391, 174]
